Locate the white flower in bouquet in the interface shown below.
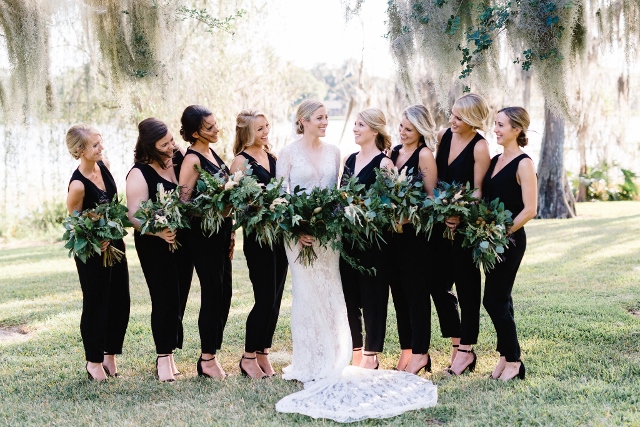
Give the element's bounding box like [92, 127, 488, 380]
[269, 197, 288, 211]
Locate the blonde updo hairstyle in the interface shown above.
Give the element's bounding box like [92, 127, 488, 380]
[403, 104, 437, 152]
[452, 93, 490, 131]
[233, 109, 275, 157]
[498, 106, 530, 147]
[357, 108, 392, 152]
[66, 124, 100, 160]
[295, 99, 325, 135]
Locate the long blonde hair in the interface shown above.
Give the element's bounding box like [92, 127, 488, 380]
[403, 104, 437, 151]
[294, 99, 325, 135]
[66, 124, 100, 160]
[358, 108, 392, 152]
[453, 93, 490, 131]
[233, 109, 276, 157]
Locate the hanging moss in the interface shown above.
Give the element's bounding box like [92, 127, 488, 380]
[0, 0, 53, 120]
[86, 0, 164, 81]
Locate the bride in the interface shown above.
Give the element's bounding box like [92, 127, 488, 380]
[275, 100, 438, 423]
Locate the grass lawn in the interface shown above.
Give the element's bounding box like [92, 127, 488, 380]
[0, 201, 639, 426]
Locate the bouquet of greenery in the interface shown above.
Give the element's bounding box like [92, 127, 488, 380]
[337, 175, 389, 250]
[421, 181, 478, 240]
[461, 198, 514, 272]
[62, 198, 132, 266]
[191, 165, 232, 236]
[134, 184, 191, 252]
[279, 185, 342, 267]
[233, 174, 290, 249]
[370, 166, 426, 233]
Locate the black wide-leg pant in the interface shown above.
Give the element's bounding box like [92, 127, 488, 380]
[135, 231, 192, 354]
[390, 225, 432, 355]
[74, 239, 130, 363]
[174, 228, 194, 348]
[339, 239, 390, 353]
[431, 224, 481, 344]
[483, 228, 527, 362]
[190, 217, 233, 354]
[243, 232, 288, 352]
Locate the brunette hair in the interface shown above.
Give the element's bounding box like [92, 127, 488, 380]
[295, 99, 325, 135]
[180, 104, 213, 144]
[402, 104, 437, 151]
[66, 124, 100, 160]
[498, 106, 530, 147]
[233, 109, 276, 158]
[453, 93, 490, 131]
[357, 108, 392, 152]
[133, 117, 171, 168]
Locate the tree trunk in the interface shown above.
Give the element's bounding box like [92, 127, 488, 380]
[537, 104, 576, 218]
[576, 122, 588, 202]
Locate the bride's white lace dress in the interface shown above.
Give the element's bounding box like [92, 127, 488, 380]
[274, 141, 438, 423]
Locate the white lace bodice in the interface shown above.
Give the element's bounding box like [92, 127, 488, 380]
[276, 141, 341, 192]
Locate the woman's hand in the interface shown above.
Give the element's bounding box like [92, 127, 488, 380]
[444, 216, 461, 230]
[299, 234, 315, 247]
[153, 228, 176, 244]
[228, 231, 235, 260]
[100, 240, 110, 252]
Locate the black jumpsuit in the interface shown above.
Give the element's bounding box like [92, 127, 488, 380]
[482, 153, 531, 362]
[239, 151, 289, 353]
[339, 152, 390, 353]
[432, 129, 486, 345]
[69, 161, 130, 363]
[389, 145, 433, 355]
[129, 153, 194, 354]
[186, 147, 233, 355]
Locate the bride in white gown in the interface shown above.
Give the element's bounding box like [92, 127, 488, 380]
[274, 100, 438, 423]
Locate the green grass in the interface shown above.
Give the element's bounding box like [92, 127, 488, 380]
[1, 202, 639, 426]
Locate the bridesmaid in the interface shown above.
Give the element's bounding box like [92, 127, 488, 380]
[126, 118, 193, 382]
[484, 107, 537, 381]
[179, 105, 234, 379]
[432, 93, 491, 375]
[389, 105, 438, 374]
[339, 108, 394, 370]
[65, 125, 130, 381]
[229, 110, 289, 379]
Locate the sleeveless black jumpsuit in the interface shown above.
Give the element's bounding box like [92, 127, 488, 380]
[389, 145, 433, 354]
[432, 128, 486, 344]
[238, 151, 289, 353]
[185, 147, 233, 354]
[129, 152, 194, 354]
[482, 153, 531, 362]
[69, 161, 130, 363]
[339, 152, 391, 353]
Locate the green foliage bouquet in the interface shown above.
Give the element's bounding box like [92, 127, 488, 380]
[461, 198, 514, 272]
[371, 166, 426, 234]
[233, 175, 290, 249]
[134, 184, 191, 252]
[62, 198, 132, 266]
[279, 185, 342, 267]
[422, 181, 478, 240]
[191, 165, 233, 235]
[337, 175, 389, 251]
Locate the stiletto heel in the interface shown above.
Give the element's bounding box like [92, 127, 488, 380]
[447, 344, 459, 369]
[197, 355, 216, 378]
[500, 360, 525, 381]
[446, 348, 476, 376]
[405, 354, 431, 374]
[240, 355, 268, 379]
[86, 362, 107, 381]
[156, 355, 175, 383]
[363, 353, 379, 370]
